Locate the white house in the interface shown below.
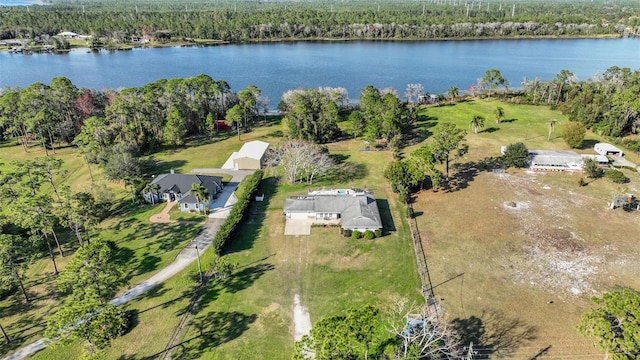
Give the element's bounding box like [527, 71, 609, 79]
[594, 143, 623, 157]
[529, 150, 583, 171]
[283, 189, 383, 232]
[222, 140, 270, 170]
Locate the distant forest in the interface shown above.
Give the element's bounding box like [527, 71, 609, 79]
[1, 0, 640, 42]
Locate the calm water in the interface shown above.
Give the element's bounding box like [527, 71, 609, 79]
[1, 38, 639, 107]
[0, 1, 38, 5]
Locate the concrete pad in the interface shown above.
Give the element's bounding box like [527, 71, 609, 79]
[285, 218, 312, 236]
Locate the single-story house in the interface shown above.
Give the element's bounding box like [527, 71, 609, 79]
[594, 143, 623, 157]
[529, 150, 583, 171]
[142, 172, 223, 212]
[222, 140, 270, 170]
[57, 31, 80, 39]
[283, 189, 383, 232]
[581, 154, 610, 166]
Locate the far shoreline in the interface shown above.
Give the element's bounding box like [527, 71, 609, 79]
[0, 33, 627, 53]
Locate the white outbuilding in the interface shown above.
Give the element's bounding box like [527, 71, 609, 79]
[594, 143, 623, 157]
[222, 140, 269, 170]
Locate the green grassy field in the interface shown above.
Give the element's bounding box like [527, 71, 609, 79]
[410, 99, 640, 358]
[3, 119, 421, 359]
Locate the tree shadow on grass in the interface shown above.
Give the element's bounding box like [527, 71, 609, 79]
[483, 127, 500, 133]
[580, 139, 599, 150]
[450, 309, 537, 359]
[223, 177, 277, 254]
[444, 157, 503, 193]
[166, 311, 257, 359]
[376, 198, 396, 234]
[142, 158, 188, 176]
[405, 115, 438, 146]
[325, 162, 369, 183]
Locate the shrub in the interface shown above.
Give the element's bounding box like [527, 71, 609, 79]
[561, 122, 586, 148]
[620, 138, 640, 153]
[605, 169, 629, 184]
[363, 230, 375, 240]
[501, 142, 529, 168]
[583, 158, 604, 179]
[374, 229, 382, 237]
[342, 229, 352, 237]
[212, 170, 263, 252]
[351, 230, 361, 239]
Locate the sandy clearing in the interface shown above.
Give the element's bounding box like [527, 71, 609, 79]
[293, 294, 312, 342]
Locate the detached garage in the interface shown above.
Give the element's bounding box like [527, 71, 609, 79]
[594, 143, 623, 157]
[221, 140, 270, 170]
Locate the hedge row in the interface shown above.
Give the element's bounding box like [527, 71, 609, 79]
[212, 169, 263, 253]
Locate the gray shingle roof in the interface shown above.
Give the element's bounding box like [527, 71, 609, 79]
[284, 193, 382, 230]
[150, 174, 222, 199]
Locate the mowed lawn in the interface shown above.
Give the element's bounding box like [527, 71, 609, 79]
[8, 122, 421, 359]
[164, 140, 422, 359]
[411, 99, 640, 358]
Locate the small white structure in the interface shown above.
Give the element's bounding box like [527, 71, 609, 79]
[222, 140, 270, 170]
[529, 150, 583, 171]
[594, 143, 623, 157]
[57, 31, 80, 39]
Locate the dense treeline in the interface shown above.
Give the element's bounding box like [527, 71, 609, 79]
[0, 75, 265, 180]
[1, 0, 639, 43]
[520, 66, 640, 143]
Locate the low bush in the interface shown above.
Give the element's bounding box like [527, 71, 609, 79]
[212, 170, 263, 252]
[374, 229, 382, 237]
[605, 169, 629, 184]
[351, 230, 361, 239]
[363, 230, 375, 240]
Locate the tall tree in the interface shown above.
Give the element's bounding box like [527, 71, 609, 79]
[45, 240, 127, 358]
[561, 121, 587, 148]
[577, 288, 640, 360]
[447, 85, 459, 103]
[190, 183, 209, 214]
[481, 69, 505, 98]
[295, 305, 381, 360]
[0, 233, 32, 303]
[470, 115, 485, 134]
[547, 120, 557, 140]
[429, 122, 468, 179]
[494, 106, 505, 124]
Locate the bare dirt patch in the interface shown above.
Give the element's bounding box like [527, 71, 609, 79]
[413, 170, 640, 357]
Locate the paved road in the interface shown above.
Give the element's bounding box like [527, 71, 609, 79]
[2, 171, 250, 360]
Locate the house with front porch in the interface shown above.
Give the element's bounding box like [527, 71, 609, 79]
[143, 173, 223, 212]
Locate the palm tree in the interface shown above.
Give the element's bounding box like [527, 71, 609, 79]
[447, 85, 459, 104]
[547, 120, 557, 140]
[190, 183, 210, 214]
[143, 182, 160, 205]
[494, 106, 505, 124]
[470, 115, 485, 134]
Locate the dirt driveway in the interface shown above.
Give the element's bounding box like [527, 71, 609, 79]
[284, 218, 312, 236]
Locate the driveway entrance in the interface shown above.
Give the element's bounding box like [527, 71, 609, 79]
[284, 218, 312, 236]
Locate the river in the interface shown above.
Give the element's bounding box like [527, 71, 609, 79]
[1, 38, 639, 107]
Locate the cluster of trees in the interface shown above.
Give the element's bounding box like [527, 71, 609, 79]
[521, 66, 640, 139]
[385, 122, 468, 201]
[44, 240, 128, 358]
[2, 0, 638, 44]
[280, 88, 341, 144]
[0, 75, 262, 182]
[0, 157, 109, 288]
[295, 298, 465, 359]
